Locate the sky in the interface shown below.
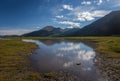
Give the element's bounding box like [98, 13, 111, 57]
[0, 0, 120, 35]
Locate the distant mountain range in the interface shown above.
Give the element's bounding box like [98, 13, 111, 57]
[23, 26, 64, 36]
[23, 10, 120, 36]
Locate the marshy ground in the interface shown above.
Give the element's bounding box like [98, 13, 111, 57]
[0, 37, 120, 81]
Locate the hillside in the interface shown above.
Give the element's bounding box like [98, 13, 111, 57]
[73, 11, 120, 36]
[23, 26, 64, 36]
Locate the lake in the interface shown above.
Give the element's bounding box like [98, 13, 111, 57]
[23, 39, 104, 81]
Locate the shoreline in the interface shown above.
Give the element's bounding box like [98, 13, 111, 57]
[0, 37, 120, 81]
[24, 37, 120, 81]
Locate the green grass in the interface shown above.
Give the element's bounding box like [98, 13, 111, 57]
[0, 38, 41, 81]
[93, 37, 120, 58]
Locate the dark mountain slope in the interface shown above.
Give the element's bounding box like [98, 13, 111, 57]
[60, 28, 80, 36]
[23, 26, 64, 36]
[73, 11, 120, 36]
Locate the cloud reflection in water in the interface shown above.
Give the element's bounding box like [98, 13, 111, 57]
[23, 39, 98, 80]
[56, 42, 96, 71]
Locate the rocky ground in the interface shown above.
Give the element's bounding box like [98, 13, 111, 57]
[40, 71, 80, 81]
[95, 53, 120, 81]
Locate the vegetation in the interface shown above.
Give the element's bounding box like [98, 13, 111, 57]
[0, 38, 41, 81]
[93, 37, 120, 58]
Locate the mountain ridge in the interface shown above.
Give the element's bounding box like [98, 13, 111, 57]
[22, 10, 120, 36]
[23, 26, 64, 36]
[75, 10, 120, 36]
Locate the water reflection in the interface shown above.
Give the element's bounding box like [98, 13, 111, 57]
[23, 39, 98, 81]
[39, 39, 62, 46]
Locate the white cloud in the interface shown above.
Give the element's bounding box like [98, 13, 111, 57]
[74, 10, 110, 22]
[76, 12, 95, 21]
[54, 1, 112, 27]
[97, 0, 103, 5]
[75, 17, 86, 22]
[68, 6, 96, 21]
[56, 15, 64, 18]
[62, 4, 73, 10]
[92, 10, 111, 17]
[0, 29, 34, 35]
[58, 21, 80, 27]
[56, 4, 110, 25]
[81, 1, 92, 5]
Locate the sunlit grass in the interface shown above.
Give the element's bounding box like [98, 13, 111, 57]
[93, 37, 120, 58]
[0, 38, 41, 81]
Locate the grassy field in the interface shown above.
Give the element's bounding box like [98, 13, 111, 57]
[91, 37, 120, 58]
[0, 38, 41, 81]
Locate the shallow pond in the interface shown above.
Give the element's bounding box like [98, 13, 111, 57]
[23, 39, 103, 81]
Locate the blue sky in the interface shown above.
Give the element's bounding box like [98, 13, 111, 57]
[0, 0, 120, 35]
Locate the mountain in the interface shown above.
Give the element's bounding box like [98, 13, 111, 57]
[23, 26, 64, 36]
[64, 28, 73, 31]
[60, 28, 80, 36]
[23, 10, 120, 36]
[72, 11, 120, 36]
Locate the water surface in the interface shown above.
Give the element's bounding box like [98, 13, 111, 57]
[23, 39, 100, 81]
